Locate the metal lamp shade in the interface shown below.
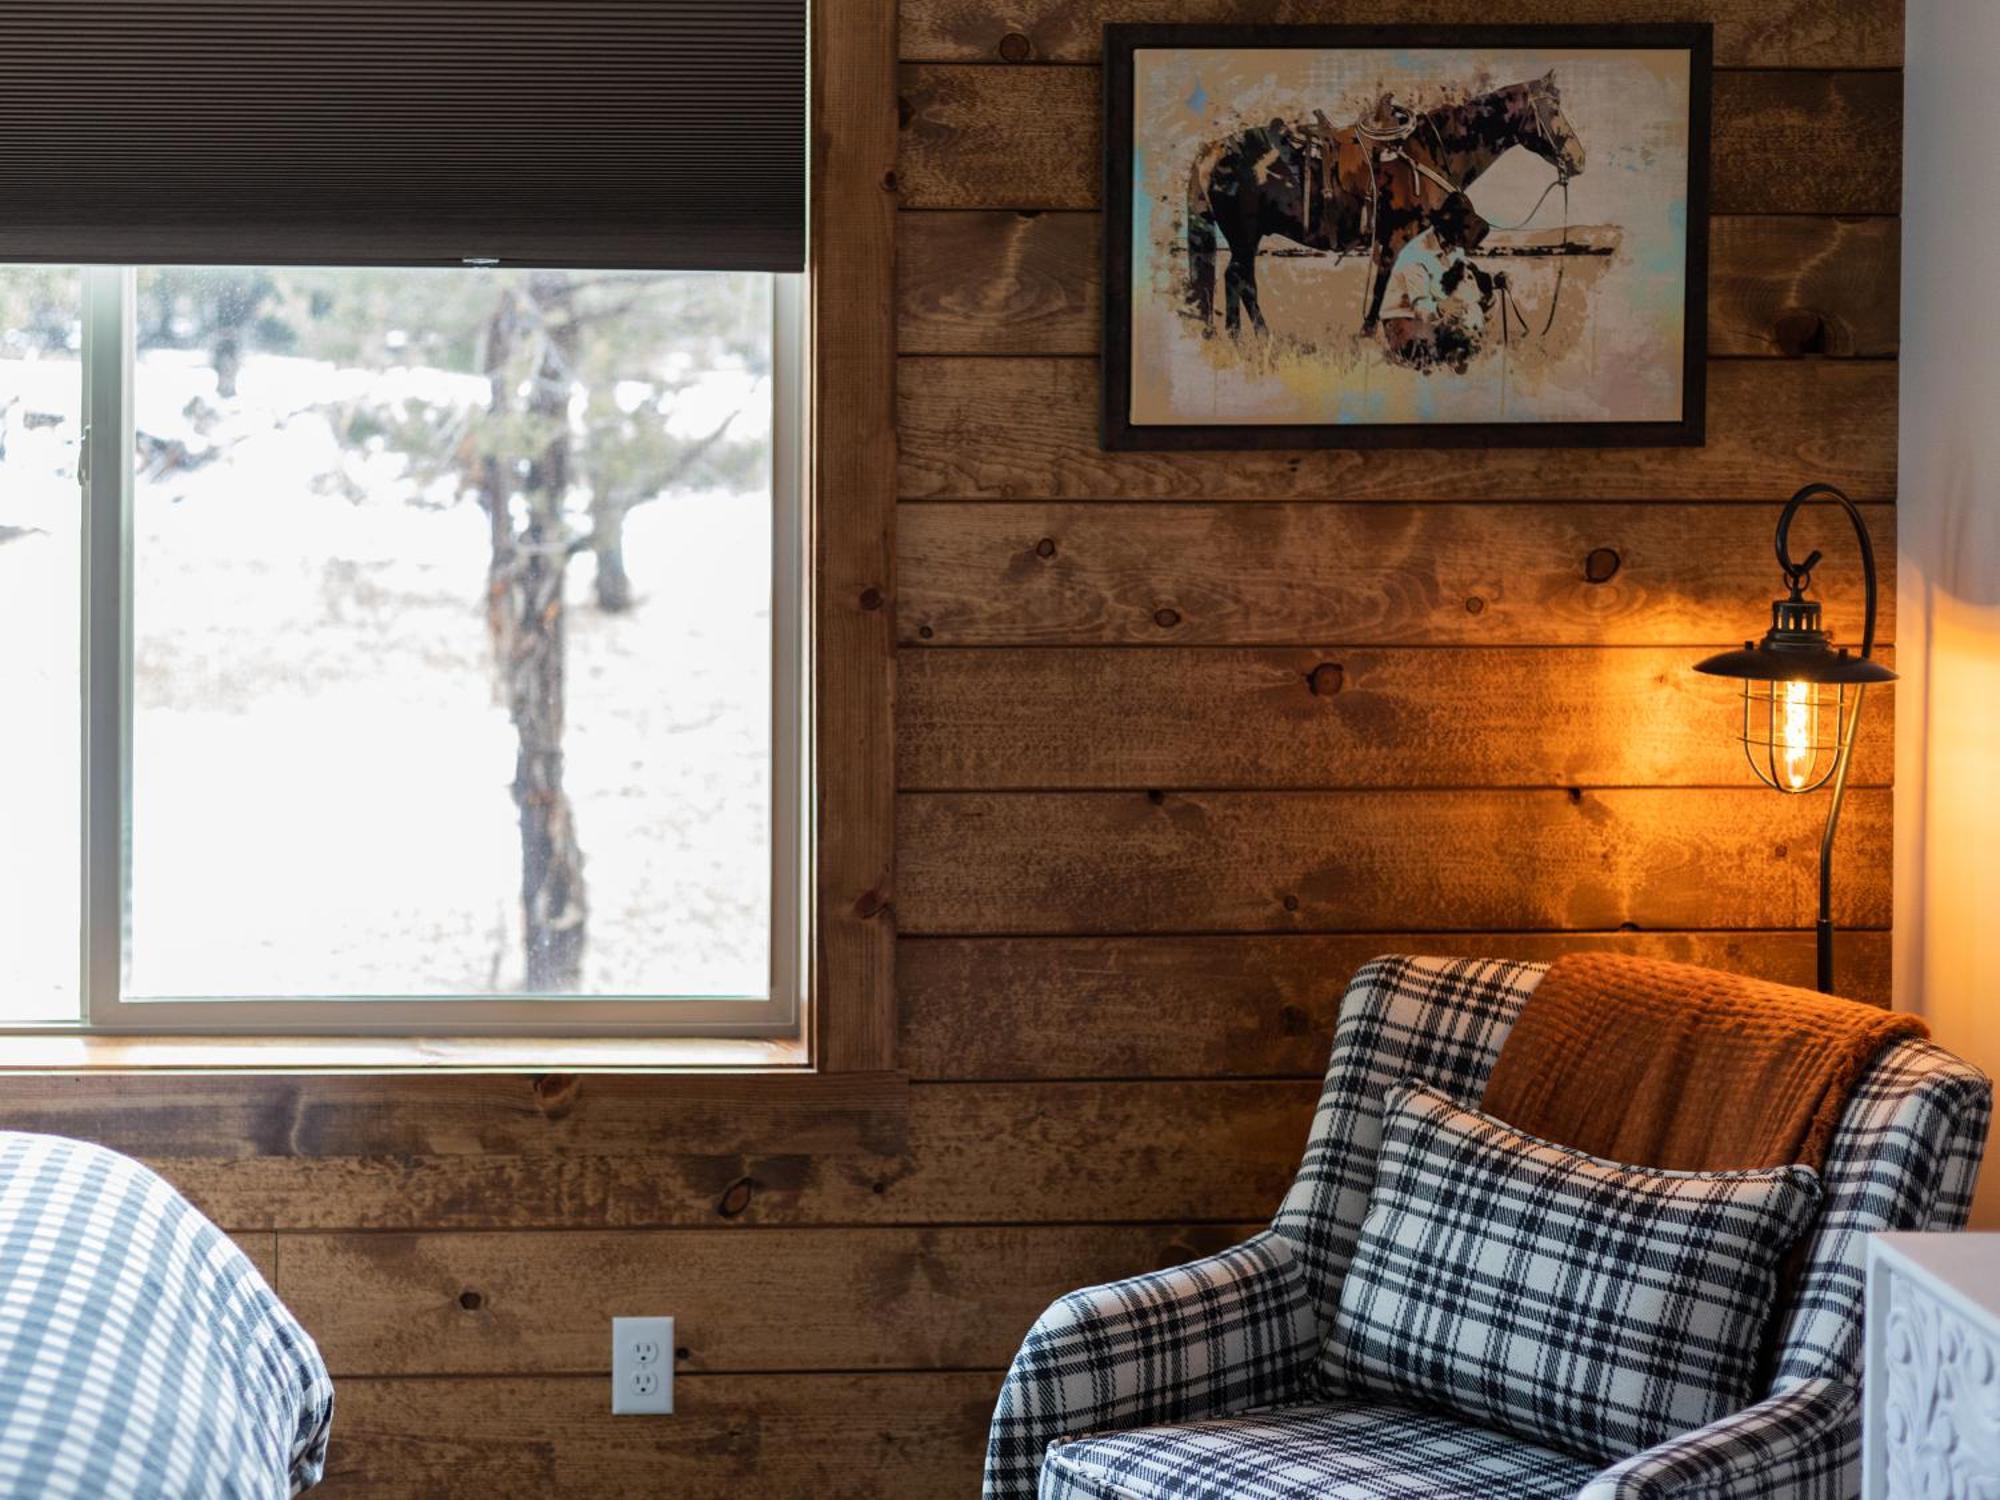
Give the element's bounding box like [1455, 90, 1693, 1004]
[1694, 604, 1897, 795]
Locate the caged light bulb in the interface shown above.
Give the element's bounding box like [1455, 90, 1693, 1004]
[1778, 679, 1818, 790]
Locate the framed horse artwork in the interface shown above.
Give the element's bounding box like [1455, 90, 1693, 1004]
[1102, 24, 1712, 449]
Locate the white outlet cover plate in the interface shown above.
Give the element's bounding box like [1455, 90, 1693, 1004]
[612, 1316, 674, 1415]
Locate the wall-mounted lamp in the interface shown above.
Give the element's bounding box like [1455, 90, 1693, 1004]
[1693, 483, 1896, 994]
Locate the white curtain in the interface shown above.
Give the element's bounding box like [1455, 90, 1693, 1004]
[1895, 0, 2000, 1226]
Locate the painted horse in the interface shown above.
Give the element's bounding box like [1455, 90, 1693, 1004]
[1185, 73, 1585, 336]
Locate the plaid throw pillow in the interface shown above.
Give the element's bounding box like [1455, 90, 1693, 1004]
[1322, 1081, 1822, 1465]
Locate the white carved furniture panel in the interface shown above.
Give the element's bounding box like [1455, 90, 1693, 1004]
[1865, 1233, 2000, 1500]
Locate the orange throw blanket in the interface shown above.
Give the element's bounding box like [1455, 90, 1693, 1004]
[1481, 953, 1928, 1173]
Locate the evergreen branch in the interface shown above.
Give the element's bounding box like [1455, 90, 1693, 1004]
[565, 408, 742, 557]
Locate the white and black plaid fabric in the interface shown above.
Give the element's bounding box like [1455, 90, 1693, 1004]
[1774, 1036, 1992, 1386]
[1324, 1081, 1822, 1465]
[0, 1132, 333, 1498]
[1041, 1399, 1594, 1500]
[983, 954, 1991, 1500]
[1273, 957, 1540, 1328]
[1576, 1376, 1855, 1500]
[984, 1231, 1322, 1496]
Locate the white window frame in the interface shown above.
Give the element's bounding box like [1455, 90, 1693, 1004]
[58, 265, 806, 1037]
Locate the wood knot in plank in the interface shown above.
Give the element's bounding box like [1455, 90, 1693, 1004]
[1035, 537, 1057, 559]
[458, 1289, 485, 1312]
[1464, 596, 1486, 615]
[1773, 308, 1829, 357]
[1584, 547, 1622, 584]
[531, 1073, 582, 1120]
[855, 888, 891, 920]
[1152, 607, 1181, 629]
[716, 1176, 755, 1219]
[858, 585, 884, 611]
[998, 31, 1034, 62]
[1307, 662, 1344, 697]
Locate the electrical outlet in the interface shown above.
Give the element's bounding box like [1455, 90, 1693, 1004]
[612, 1316, 674, 1415]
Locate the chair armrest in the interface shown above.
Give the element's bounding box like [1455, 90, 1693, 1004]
[1577, 1379, 1857, 1500]
[981, 1230, 1320, 1500]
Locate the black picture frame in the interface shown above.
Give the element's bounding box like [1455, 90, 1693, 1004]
[1101, 22, 1712, 451]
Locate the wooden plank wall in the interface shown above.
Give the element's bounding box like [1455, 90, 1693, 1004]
[16, 4, 1900, 1497]
[890, 6, 1902, 1029]
[872, 0, 1898, 1488]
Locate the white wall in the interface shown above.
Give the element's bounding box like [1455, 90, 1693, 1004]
[1896, 0, 2000, 1226]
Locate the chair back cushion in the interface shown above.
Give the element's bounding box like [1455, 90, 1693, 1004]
[1276, 957, 1992, 1400]
[1323, 1081, 1822, 1464]
[1274, 955, 1544, 1327]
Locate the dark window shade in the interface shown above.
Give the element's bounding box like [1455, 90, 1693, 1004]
[0, 1, 804, 270]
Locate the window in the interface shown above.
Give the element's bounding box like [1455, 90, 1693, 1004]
[3, 265, 803, 1035]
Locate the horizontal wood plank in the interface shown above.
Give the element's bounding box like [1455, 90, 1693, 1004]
[898, 646, 1894, 787]
[898, 67, 1900, 215]
[899, 210, 1100, 356]
[319, 1373, 995, 1499]
[900, 932, 1895, 1077]
[239, 1232, 279, 1288]
[897, 211, 1899, 358]
[1708, 215, 1901, 357]
[28, 994, 1899, 1227]
[277, 1223, 1253, 1375]
[897, 787, 1893, 933]
[1726, 71, 1903, 217]
[0, 1073, 906, 1163]
[898, 502, 1896, 645]
[81, 1080, 1308, 1232]
[897, 358, 1897, 500]
[900, 0, 1903, 69]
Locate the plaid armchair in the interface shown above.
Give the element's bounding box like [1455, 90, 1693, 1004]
[984, 955, 1991, 1500]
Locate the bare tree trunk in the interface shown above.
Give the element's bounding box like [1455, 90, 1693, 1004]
[508, 527, 585, 991]
[588, 493, 632, 612]
[477, 288, 521, 668]
[210, 275, 260, 399]
[212, 334, 242, 400]
[478, 274, 588, 992]
[582, 411, 734, 614]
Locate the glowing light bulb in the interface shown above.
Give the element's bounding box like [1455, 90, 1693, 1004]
[1779, 680, 1818, 790]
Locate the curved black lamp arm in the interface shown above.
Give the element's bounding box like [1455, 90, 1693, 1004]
[1774, 481, 1880, 660]
[1773, 482, 1878, 993]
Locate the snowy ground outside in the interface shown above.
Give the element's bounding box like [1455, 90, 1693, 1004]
[0, 328, 773, 1020]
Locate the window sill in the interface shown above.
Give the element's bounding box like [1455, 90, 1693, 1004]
[0, 1031, 810, 1074]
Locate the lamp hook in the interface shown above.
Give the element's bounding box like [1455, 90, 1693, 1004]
[1771, 482, 1878, 659]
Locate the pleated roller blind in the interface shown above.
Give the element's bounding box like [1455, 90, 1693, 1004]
[0, 1, 805, 269]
